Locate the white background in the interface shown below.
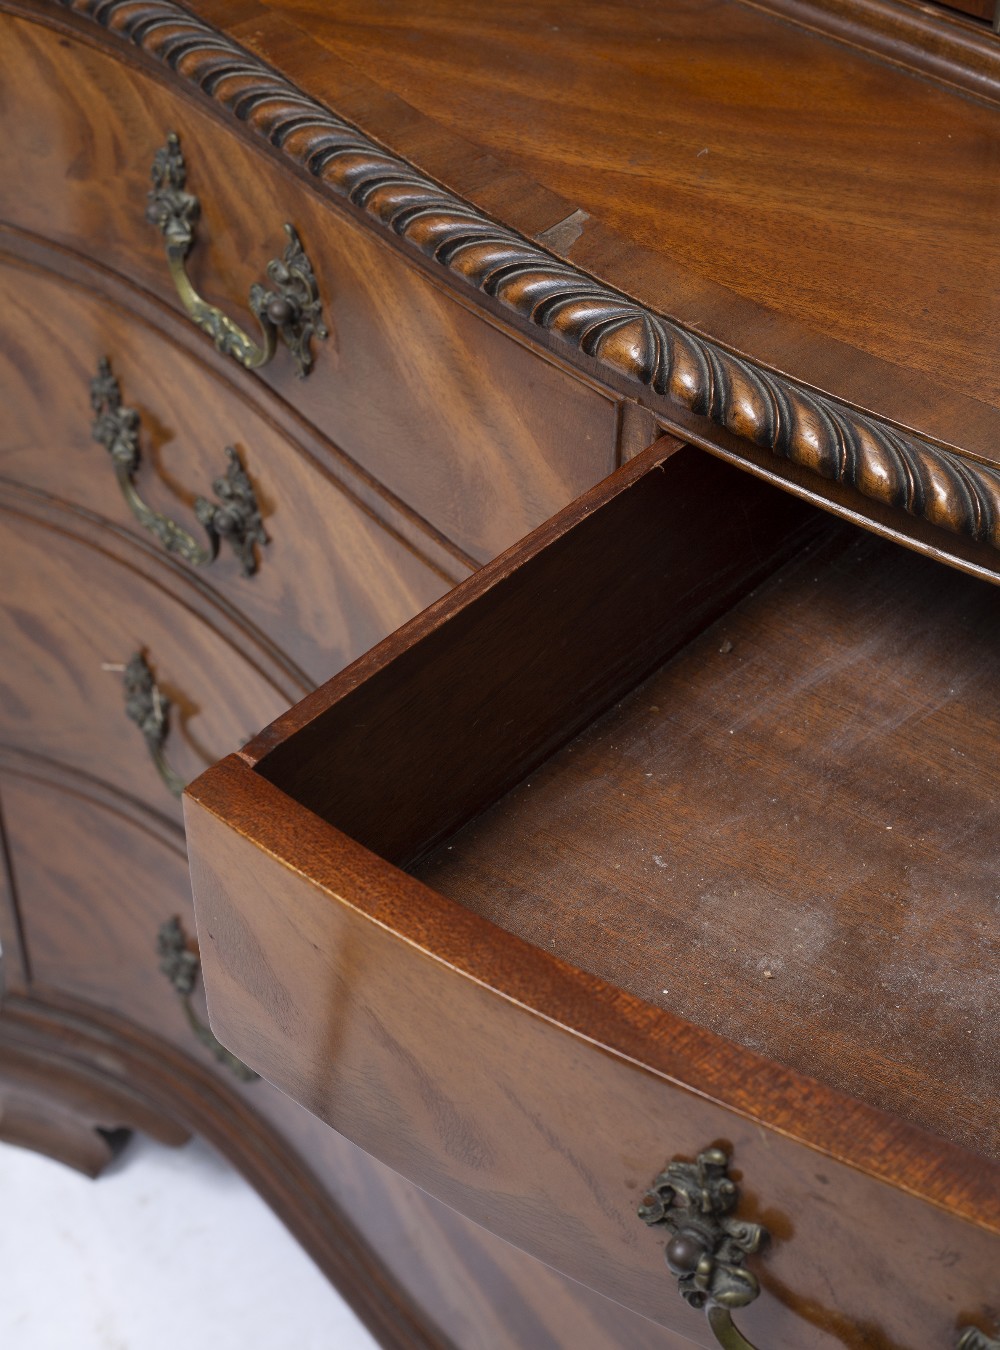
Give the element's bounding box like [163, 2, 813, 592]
[0, 1132, 379, 1350]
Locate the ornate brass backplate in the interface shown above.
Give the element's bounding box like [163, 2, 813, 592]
[639, 1148, 768, 1350]
[120, 652, 186, 799]
[147, 132, 327, 378]
[157, 917, 258, 1082]
[90, 357, 267, 576]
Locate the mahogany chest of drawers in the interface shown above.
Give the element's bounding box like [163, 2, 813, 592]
[2, 1, 999, 1346]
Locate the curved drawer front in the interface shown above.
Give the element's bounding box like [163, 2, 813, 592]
[0, 751, 704, 1350]
[0, 498, 293, 820]
[185, 446, 1000, 1350]
[0, 259, 455, 686]
[186, 763, 1000, 1350]
[0, 754, 228, 1066]
[1, 12, 620, 562]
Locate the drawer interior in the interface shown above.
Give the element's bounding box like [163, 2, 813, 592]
[247, 441, 998, 1157]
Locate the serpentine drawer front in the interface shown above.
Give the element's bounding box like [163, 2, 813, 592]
[0, 258, 457, 686]
[10, 0, 1000, 1344]
[0, 498, 296, 820]
[186, 439, 1000, 1350]
[0, 747, 255, 1079]
[0, 11, 621, 564]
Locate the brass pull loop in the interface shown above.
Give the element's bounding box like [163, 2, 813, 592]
[90, 357, 266, 576]
[107, 651, 186, 799]
[146, 133, 327, 378]
[639, 1148, 768, 1350]
[157, 917, 257, 1082]
[705, 1306, 761, 1350]
[959, 1330, 1000, 1349]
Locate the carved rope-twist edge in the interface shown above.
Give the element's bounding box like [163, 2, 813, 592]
[61, 0, 1000, 553]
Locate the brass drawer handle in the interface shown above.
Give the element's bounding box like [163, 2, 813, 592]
[104, 651, 185, 798]
[641, 1151, 995, 1350]
[639, 1148, 768, 1350]
[90, 357, 266, 576]
[146, 133, 327, 378]
[157, 917, 257, 1082]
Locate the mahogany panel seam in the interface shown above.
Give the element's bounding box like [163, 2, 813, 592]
[19, 0, 1000, 558]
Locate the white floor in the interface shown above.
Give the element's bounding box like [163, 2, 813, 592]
[0, 1132, 380, 1350]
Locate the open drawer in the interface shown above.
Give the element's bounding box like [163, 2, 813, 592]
[185, 439, 1000, 1350]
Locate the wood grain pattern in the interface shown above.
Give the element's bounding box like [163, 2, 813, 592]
[0, 12, 621, 563]
[1, 994, 717, 1350]
[0, 1000, 451, 1349]
[185, 761, 1000, 1350]
[185, 442, 1000, 1346]
[0, 747, 703, 1350]
[0, 489, 294, 819]
[0, 95, 617, 1329]
[0, 255, 456, 685]
[416, 521, 1000, 1155]
[0, 746, 453, 1348]
[7, 4, 1000, 1343]
[183, 437, 993, 1344]
[248, 441, 821, 861]
[14, 0, 1000, 563]
[1, 753, 209, 1029]
[743, 0, 1000, 106]
[1, 223, 473, 588]
[0, 1034, 186, 1177]
[236, 0, 1000, 438]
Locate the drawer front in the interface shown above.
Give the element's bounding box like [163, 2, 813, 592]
[0, 495, 294, 820]
[0, 749, 702, 1350]
[0, 258, 455, 686]
[0, 753, 227, 1067]
[1, 13, 621, 563]
[185, 762, 1000, 1350]
[182, 443, 1000, 1348]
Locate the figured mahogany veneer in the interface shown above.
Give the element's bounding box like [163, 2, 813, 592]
[10, 0, 1000, 574]
[0, 11, 621, 563]
[0, 7, 655, 1333]
[0, 492, 294, 822]
[0, 737, 706, 1350]
[0, 257, 457, 685]
[185, 440, 1000, 1349]
[6, 0, 1000, 1344]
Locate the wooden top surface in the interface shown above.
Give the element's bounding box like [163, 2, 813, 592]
[202, 0, 1000, 461]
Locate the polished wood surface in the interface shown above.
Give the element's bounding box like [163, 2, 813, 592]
[0, 998, 708, 1350]
[0, 10, 661, 1336]
[0, 12, 622, 563]
[0, 993, 450, 1348]
[187, 0, 1000, 462]
[743, 0, 1000, 109]
[0, 257, 455, 684]
[10, 0, 1000, 577]
[0, 743, 698, 1350]
[6, 0, 1000, 1344]
[0, 499, 293, 820]
[186, 443, 1000, 1349]
[248, 442, 818, 858]
[186, 762, 999, 1350]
